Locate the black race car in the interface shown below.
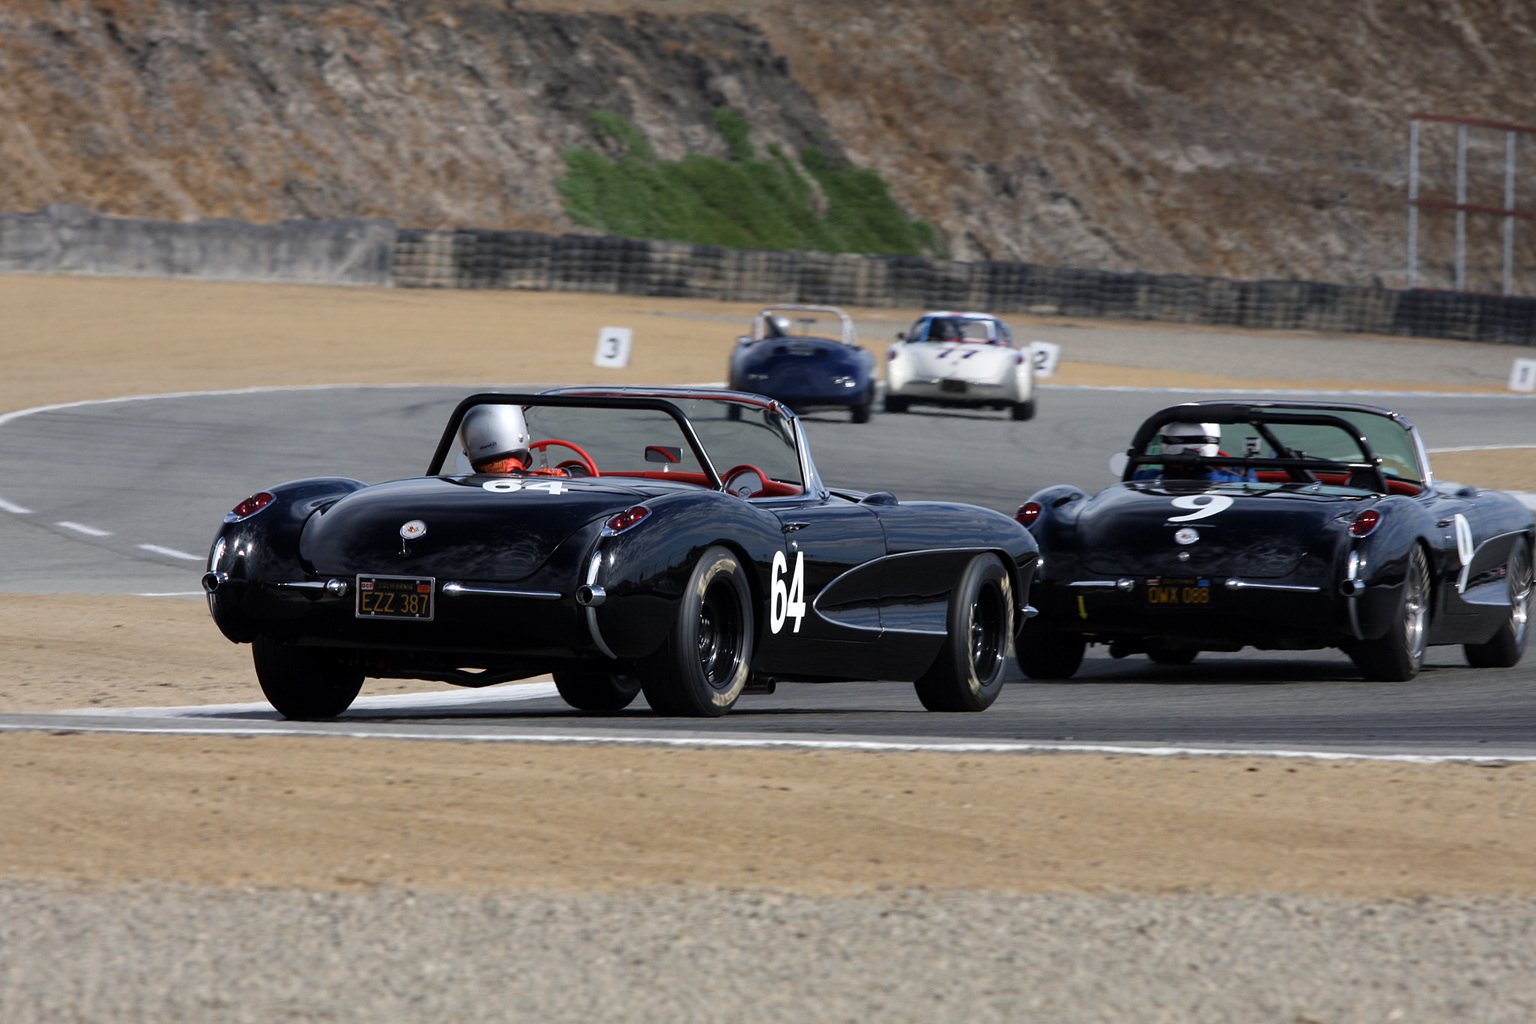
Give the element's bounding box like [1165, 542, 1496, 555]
[1015, 401, 1534, 681]
[204, 388, 1037, 718]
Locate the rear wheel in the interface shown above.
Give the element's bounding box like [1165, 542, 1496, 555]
[884, 394, 910, 414]
[1010, 398, 1036, 421]
[553, 671, 643, 711]
[1347, 545, 1431, 681]
[851, 393, 873, 423]
[914, 554, 1013, 712]
[252, 635, 363, 720]
[639, 546, 754, 716]
[1017, 622, 1086, 680]
[1464, 537, 1532, 668]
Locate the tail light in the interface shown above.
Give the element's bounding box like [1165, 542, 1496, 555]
[1015, 351, 1026, 364]
[225, 491, 275, 523]
[887, 347, 900, 360]
[1015, 501, 1043, 528]
[604, 505, 651, 535]
[1350, 509, 1381, 537]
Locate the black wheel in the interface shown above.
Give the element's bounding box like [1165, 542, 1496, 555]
[884, 393, 909, 413]
[1010, 398, 1036, 421]
[1016, 621, 1086, 679]
[851, 393, 873, 423]
[639, 546, 754, 716]
[914, 553, 1014, 712]
[553, 670, 643, 711]
[1465, 537, 1532, 668]
[1147, 648, 1198, 666]
[252, 635, 363, 720]
[1347, 545, 1431, 681]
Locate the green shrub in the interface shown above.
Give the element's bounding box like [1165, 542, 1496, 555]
[556, 110, 944, 257]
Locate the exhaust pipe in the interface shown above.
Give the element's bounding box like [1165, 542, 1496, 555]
[575, 584, 607, 607]
[201, 571, 228, 594]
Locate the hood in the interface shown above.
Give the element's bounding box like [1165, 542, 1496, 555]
[1078, 483, 1368, 578]
[298, 475, 679, 580]
[903, 343, 1015, 382]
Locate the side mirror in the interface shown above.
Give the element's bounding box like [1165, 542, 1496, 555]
[736, 335, 753, 346]
[896, 331, 906, 342]
[1108, 452, 1130, 477]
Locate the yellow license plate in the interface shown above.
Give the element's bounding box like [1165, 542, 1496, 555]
[1144, 579, 1212, 606]
[356, 575, 435, 620]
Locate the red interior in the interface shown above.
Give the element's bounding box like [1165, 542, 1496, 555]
[604, 470, 802, 497]
[1252, 470, 1421, 496]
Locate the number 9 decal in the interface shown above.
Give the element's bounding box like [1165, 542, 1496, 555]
[1167, 494, 1234, 522]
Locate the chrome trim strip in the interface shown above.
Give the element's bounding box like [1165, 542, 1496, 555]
[1067, 580, 1125, 590]
[441, 582, 562, 600]
[273, 580, 329, 591]
[1456, 528, 1526, 595]
[1223, 578, 1322, 593]
[1022, 605, 1039, 619]
[584, 550, 618, 660]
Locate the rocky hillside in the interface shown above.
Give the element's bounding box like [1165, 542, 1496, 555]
[4, 0, 1535, 288]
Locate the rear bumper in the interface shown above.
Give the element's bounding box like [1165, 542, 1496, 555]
[1029, 573, 1405, 647]
[891, 379, 1020, 406]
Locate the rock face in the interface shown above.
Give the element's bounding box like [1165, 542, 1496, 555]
[3, 0, 1535, 287]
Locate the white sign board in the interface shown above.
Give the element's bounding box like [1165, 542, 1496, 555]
[594, 327, 633, 369]
[1028, 340, 1061, 379]
[1510, 357, 1536, 393]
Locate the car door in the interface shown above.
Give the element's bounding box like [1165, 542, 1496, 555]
[751, 493, 887, 678]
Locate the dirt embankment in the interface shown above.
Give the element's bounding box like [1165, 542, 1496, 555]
[5, 1, 1536, 286]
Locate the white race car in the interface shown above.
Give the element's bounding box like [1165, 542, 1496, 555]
[884, 311, 1036, 420]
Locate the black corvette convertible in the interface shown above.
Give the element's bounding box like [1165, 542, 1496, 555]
[1015, 401, 1533, 681]
[204, 388, 1037, 718]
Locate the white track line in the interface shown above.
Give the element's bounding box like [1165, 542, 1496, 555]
[55, 521, 111, 537]
[1430, 444, 1536, 452]
[1, 717, 1531, 765]
[1040, 384, 1536, 399]
[0, 496, 31, 514]
[62, 682, 561, 718]
[136, 543, 203, 561]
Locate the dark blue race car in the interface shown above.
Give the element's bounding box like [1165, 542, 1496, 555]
[729, 305, 877, 423]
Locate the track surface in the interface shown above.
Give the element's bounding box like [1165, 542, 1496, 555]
[1, 384, 1534, 757]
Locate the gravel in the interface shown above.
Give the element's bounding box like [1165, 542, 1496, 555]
[2, 882, 1533, 1023]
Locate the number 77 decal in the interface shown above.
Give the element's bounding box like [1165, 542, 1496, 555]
[770, 550, 806, 633]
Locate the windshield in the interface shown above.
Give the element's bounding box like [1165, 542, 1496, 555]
[453, 397, 806, 491]
[911, 316, 1000, 344]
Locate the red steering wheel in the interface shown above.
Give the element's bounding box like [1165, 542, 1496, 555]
[722, 464, 770, 498]
[529, 439, 599, 477]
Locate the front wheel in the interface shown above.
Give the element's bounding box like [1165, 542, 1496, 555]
[1346, 545, 1431, 681]
[639, 546, 754, 716]
[1464, 537, 1532, 668]
[914, 553, 1014, 712]
[884, 394, 909, 414]
[553, 671, 643, 711]
[252, 635, 364, 720]
[1010, 398, 1036, 421]
[850, 393, 873, 424]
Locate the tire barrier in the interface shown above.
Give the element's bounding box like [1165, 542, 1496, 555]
[0, 204, 396, 286]
[392, 228, 1536, 346]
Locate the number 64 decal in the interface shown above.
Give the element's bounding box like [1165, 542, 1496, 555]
[770, 551, 806, 633]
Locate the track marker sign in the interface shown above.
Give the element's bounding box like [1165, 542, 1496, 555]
[1510, 358, 1536, 393]
[1028, 340, 1061, 378]
[594, 327, 633, 369]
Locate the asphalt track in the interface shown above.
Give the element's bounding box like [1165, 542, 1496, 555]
[2, 382, 1535, 759]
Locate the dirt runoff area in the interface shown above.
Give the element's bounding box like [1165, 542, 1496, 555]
[3, 273, 1536, 907]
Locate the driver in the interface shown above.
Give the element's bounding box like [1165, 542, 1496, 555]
[459, 404, 533, 475]
[1135, 421, 1255, 482]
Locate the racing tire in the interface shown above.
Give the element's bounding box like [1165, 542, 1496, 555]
[1464, 537, 1532, 668]
[1010, 398, 1037, 421]
[1147, 648, 1198, 666]
[553, 670, 643, 711]
[639, 546, 754, 717]
[1016, 622, 1086, 680]
[884, 394, 910, 414]
[851, 394, 873, 424]
[1347, 545, 1431, 682]
[914, 553, 1013, 712]
[252, 635, 364, 720]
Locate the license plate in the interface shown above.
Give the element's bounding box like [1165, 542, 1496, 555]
[1144, 578, 1212, 607]
[940, 378, 968, 394]
[356, 575, 435, 620]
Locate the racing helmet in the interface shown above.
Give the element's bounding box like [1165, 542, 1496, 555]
[459, 403, 532, 470]
[1160, 421, 1222, 458]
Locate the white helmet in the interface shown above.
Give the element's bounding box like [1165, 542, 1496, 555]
[1161, 421, 1221, 458]
[459, 404, 532, 469]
